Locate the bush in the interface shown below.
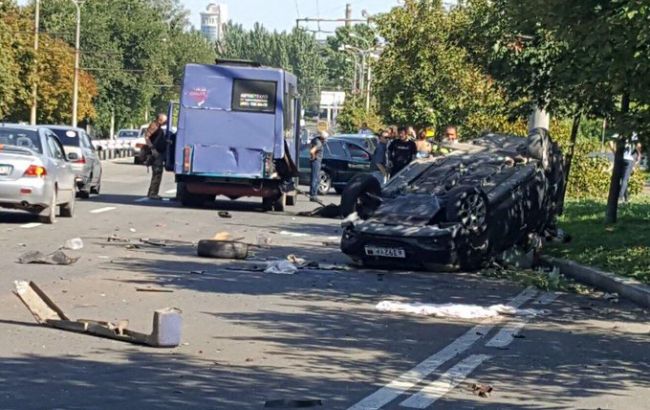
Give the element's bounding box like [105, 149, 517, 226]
[336, 95, 385, 134]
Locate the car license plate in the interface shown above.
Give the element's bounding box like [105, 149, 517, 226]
[0, 165, 12, 176]
[365, 246, 406, 258]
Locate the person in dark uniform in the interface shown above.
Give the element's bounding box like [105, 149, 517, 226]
[309, 130, 328, 201]
[145, 113, 168, 200]
[388, 126, 417, 177]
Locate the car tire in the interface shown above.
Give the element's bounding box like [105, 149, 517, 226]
[262, 197, 274, 211]
[340, 174, 382, 219]
[90, 183, 100, 195]
[445, 185, 489, 234]
[60, 191, 75, 218]
[78, 190, 90, 199]
[39, 190, 57, 224]
[319, 171, 332, 195]
[197, 240, 249, 260]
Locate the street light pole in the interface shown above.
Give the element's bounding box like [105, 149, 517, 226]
[71, 0, 82, 127]
[365, 64, 372, 112]
[30, 0, 40, 125]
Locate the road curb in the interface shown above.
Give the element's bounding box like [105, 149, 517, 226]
[543, 256, 650, 308]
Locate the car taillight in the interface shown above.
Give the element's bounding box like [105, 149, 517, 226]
[23, 165, 47, 177]
[74, 156, 86, 164]
[183, 145, 192, 173]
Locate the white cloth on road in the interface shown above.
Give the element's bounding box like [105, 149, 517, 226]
[376, 301, 541, 319]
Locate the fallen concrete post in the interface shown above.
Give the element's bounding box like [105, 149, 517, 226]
[13, 281, 182, 347]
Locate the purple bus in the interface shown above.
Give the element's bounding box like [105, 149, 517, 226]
[166, 60, 300, 211]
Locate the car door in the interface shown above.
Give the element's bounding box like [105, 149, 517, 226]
[46, 133, 75, 203]
[342, 142, 372, 182]
[81, 131, 101, 184]
[322, 140, 349, 182]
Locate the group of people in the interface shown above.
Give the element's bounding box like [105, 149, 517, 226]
[307, 124, 460, 201]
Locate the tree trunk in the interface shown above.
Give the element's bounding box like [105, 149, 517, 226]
[604, 93, 630, 224]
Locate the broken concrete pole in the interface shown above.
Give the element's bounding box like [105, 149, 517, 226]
[149, 308, 183, 347]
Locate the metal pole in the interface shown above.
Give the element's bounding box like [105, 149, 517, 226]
[359, 52, 366, 95]
[72, 0, 81, 127]
[365, 62, 372, 112]
[30, 0, 40, 125]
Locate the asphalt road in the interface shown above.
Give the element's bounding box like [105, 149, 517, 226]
[0, 159, 648, 410]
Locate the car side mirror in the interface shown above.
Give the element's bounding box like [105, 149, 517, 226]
[67, 152, 79, 161]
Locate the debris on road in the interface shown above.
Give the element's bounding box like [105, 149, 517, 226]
[376, 301, 541, 319]
[279, 230, 310, 238]
[297, 204, 341, 218]
[218, 211, 232, 218]
[18, 250, 79, 265]
[265, 260, 298, 275]
[257, 233, 272, 246]
[13, 281, 182, 347]
[129, 228, 137, 233]
[469, 383, 493, 398]
[140, 238, 167, 247]
[264, 399, 323, 408]
[197, 239, 249, 260]
[62, 237, 84, 250]
[287, 254, 307, 267]
[136, 287, 175, 293]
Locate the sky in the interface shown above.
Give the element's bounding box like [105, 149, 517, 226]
[184, 0, 401, 33]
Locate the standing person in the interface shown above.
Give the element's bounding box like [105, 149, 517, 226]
[407, 126, 417, 141]
[145, 113, 168, 200]
[372, 130, 390, 182]
[388, 127, 417, 177]
[415, 129, 432, 158]
[436, 125, 459, 155]
[358, 122, 373, 135]
[309, 130, 328, 201]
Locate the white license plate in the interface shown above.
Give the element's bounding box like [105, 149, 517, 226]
[365, 246, 406, 258]
[0, 165, 12, 176]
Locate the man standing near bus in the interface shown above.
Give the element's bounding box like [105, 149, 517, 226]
[309, 130, 328, 201]
[145, 113, 168, 200]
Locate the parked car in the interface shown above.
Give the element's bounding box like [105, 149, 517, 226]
[333, 133, 378, 154]
[298, 136, 374, 195]
[340, 130, 566, 271]
[0, 124, 77, 223]
[46, 125, 102, 197]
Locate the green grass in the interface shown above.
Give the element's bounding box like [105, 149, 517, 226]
[546, 195, 650, 284]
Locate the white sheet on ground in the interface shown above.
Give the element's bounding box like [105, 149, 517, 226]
[376, 301, 541, 319]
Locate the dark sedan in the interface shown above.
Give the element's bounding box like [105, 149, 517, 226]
[298, 137, 374, 195]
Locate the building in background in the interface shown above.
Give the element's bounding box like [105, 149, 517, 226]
[201, 3, 228, 42]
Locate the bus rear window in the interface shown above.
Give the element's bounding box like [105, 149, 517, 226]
[232, 79, 277, 113]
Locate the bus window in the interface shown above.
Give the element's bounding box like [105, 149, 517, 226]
[232, 79, 277, 113]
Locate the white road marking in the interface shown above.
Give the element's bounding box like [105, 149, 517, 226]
[399, 354, 492, 409]
[346, 287, 538, 410]
[486, 292, 558, 349]
[165, 189, 177, 194]
[134, 197, 149, 203]
[90, 207, 116, 214]
[20, 223, 42, 229]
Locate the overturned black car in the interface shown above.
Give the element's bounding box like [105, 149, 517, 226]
[339, 129, 566, 271]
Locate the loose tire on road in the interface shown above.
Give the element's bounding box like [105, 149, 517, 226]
[340, 174, 381, 219]
[197, 240, 249, 260]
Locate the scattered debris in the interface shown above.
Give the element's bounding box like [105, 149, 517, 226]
[62, 237, 84, 250]
[264, 399, 323, 408]
[140, 238, 167, 247]
[13, 281, 182, 347]
[376, 301, 541, 319]
[136, 287, 174, 293]
[287, 254, 307, 267]
[197, 239, 249, 260]
[297, 204, 341, 218]
[470, 383, 493, 398]
[256, 233, 272, 246]
[129, 228, 137, 233]
[218, 211, 232, 218]
[265, 260, 298, 275]
[18, 250, 79, 265]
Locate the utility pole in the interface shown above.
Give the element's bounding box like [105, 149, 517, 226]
[30, 0, 40, 125]
[71, 0, 82, 127]
[365, 64, 372, 112]
[345, 4, 352, 27]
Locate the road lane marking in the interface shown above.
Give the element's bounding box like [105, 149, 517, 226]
[346, 287, 538, 410]
[486, 292, 557, 349]
[21, 223, 42, 229]
[399, 354, 492, 409]
[90, 207, 116, 214]
[134, 197, 149, 203]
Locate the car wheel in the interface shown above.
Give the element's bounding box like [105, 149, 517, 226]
[262, 197, 274, 211]
[445, 185, 489, 234]
[273, 193, 286, 212]
[90, 183, 101, 195]
[319, 171, 332, 195]
[197, 240, 249, 260]
[38, 190, 57, 224]
[60, 190, 75, 218]
[340, 174, 382, 219]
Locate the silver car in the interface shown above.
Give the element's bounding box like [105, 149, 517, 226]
[45, 125, 102, 198]
[0, 124, 76, 223]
